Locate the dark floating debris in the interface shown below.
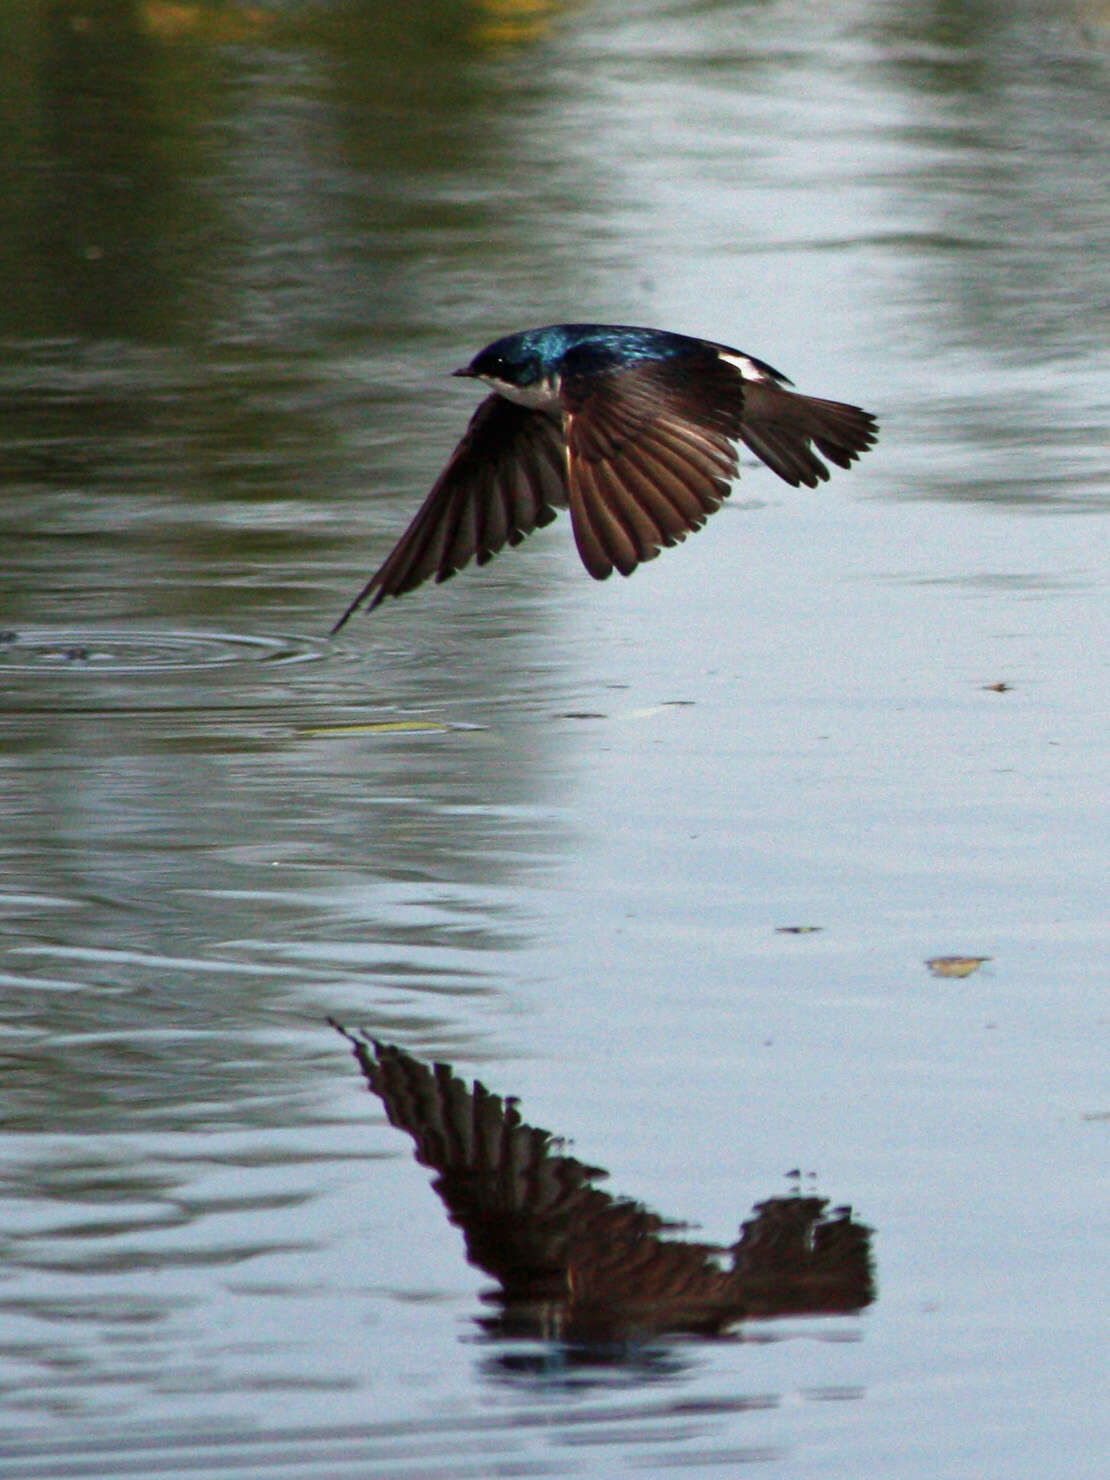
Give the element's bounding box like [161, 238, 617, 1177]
[776, 925, 823, 935]
[926, 956, 991, 979]
[982, 682, 1011, 692]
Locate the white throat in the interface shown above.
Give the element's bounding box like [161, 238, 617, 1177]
[483, 374, 561, 410]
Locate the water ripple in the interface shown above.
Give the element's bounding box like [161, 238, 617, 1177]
[0, 628, 327, 677]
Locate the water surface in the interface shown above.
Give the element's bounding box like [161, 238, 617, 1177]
[1, 2, 1107, 1476]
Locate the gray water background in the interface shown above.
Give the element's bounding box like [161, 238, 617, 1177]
[1, 1, 1107, 1476]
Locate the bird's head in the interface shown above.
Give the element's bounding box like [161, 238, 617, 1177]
[455, 331, 559, 409]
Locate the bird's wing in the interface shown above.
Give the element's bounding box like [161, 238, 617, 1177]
[737, 381, 878, 489]
[331, 394, 568, 631]
[561, 350, 746, 580]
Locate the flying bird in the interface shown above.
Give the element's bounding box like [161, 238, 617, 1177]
[332, 323, 878, 632]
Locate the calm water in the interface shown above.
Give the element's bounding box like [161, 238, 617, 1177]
[1, 1, 1108, 1476]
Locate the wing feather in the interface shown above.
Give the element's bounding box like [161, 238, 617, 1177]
[331, 396, 568, 631]
[563, 349, 746, 580]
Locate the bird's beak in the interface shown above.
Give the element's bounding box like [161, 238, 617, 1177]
[452, 366, 476, 379]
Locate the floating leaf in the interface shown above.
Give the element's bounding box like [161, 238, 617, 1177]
[926, 956, 991, 978]
[301, 719, 453, 737]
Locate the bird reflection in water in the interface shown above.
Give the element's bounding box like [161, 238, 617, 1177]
[332, 1024, 874, 1366]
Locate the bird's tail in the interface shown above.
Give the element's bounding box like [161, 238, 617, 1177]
[739, 382, 878, 489]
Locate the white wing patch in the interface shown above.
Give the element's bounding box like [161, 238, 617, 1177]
[718, 351, 776, 383]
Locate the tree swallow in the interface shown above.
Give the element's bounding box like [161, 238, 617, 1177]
[332, 323, 878, 632]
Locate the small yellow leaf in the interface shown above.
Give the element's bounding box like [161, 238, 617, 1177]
[926, 956, 991, 978]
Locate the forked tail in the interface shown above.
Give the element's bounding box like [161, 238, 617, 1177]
[739, 381, 878, 488]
